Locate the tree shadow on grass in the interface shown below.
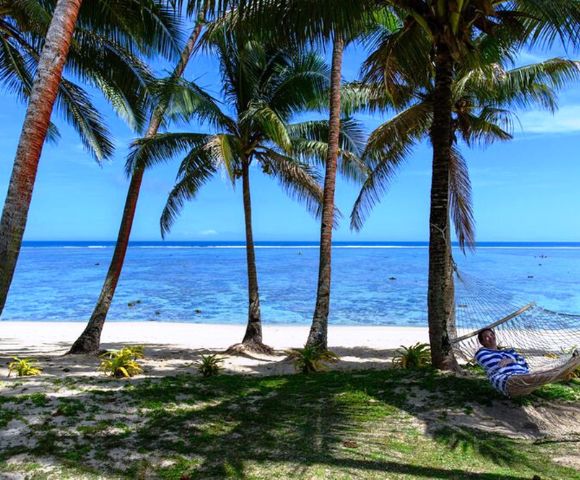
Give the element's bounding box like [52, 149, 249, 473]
[1, 362, 577, 479]
[126, 372, 559, 479]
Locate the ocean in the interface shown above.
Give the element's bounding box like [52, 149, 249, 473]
[2, 241, 580, 325]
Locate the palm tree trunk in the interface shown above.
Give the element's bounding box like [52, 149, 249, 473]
[225, 157, 272, 355]
[306, 34, 344, 351]
[68, 21, 205, 354]
[446, 223, 458, 342]
[428, 42, 459, 371]
[0, 0, 83, 316]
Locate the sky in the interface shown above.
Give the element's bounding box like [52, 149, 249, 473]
[1, 34, 580, 243]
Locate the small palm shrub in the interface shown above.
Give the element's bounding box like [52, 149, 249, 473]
[463, 360, 484, 374]
[392, 343, 431, 369]
[195, 354, 223, 377]
[286, 347, 340, 374]
[99, 345, 144, 378]
[7, 357, 42, 377]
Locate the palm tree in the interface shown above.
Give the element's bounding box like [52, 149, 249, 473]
[68, 9, 209, 355]
[0, 0, 181, 316]
[0, 0, 85, 318]
[353, 52, 580, 364]
[305, 34, 344, 350]
[305, 8, 402, 350]
[355, 0, 580, 369]
[186, 0, 378, 352]
[128, 36, 365, 354]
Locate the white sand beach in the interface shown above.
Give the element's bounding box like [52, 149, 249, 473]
[2, 322, 579, 463]
[0, 322, 429, 379]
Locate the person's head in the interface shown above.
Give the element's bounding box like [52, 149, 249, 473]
[477, 328, 497, 349]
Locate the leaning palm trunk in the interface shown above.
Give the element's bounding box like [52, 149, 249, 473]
[227, 158, 273, 354]
[68, 21, 205, 354]
[0, 0, 83, 316]
[306, 34, 344, 351]
[427, 42, 459, 371]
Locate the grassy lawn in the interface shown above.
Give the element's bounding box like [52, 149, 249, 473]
[0, 368, 579, 479]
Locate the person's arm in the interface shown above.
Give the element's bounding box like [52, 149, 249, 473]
[513, 350, 529, 368]
[497, 350, 517, 368]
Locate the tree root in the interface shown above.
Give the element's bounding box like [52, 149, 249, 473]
[225, 341, 275, 356]
[66, 343, 102, 356]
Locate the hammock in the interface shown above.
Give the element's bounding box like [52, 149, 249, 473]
[451, 271, 580, 371]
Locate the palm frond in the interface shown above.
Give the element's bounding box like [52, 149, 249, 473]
[349, 140, 414, 232]
[127, 132, 211, 173]
[160, 149, 217, 237]
[76, 0, 183, 59]
[449, 147, 475, 252]
[267, 50, 330, 115]
[157, 76, 236, 131]
[65, 30, 154, 131]
[362, 18, 432, 100]
[242, 100, 292, 153]
[258, 149, 324, 218]
[457, 108, 514, 147]
[0, 33, 35, 102]
[363, 101, 432, 166]
[188, 0, 380, 45]
[288, 118, 367, 182]
[46, 122, 61, 144]
[1, 25, 113, 157]
[204, 134, 240, 184]
[506, 0, 580, 49]
[461, 58, 580, 113]
[287, 119, 363, 155]
[55, 79, 114, 161]
[339, 82, 399, 116]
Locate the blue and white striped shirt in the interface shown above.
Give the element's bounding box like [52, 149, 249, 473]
[475, 348, 530, 395]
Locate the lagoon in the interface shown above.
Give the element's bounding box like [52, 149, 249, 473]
[3, 241, 580, 324]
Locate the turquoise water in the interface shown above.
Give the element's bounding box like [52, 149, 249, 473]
[2, 242, 580, 325]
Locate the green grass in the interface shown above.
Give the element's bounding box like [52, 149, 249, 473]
[0, 369, 578, 479]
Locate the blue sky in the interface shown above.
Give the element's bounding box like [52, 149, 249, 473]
[1, 38, 580, 243]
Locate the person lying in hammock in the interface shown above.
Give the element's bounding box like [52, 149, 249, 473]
[475, 328, 580, 398]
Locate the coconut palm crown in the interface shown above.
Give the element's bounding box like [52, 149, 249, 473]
[352, 55, 580, 247]
[0, 0, 182, 159]
[127, 34, 366, 353]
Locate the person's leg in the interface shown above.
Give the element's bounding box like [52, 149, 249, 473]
[506, 354, 580, 398]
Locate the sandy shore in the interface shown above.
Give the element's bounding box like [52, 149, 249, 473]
[0, 322, 429, 379]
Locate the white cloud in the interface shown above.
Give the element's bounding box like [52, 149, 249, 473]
[199, 229, 218, 236]
[517, 105, 580, 135]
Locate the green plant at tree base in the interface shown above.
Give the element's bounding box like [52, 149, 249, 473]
[195, 354, 223, 378]
[7, 357, 42, 377]
[98, 346, 144, 378]
[286, 347, 340, 374]
[393, 343, 431, 369]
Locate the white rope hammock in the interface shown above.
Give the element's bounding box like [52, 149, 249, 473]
[451, 271, 580, 371]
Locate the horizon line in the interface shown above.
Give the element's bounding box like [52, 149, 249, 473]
[21, 240, 580, 244]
